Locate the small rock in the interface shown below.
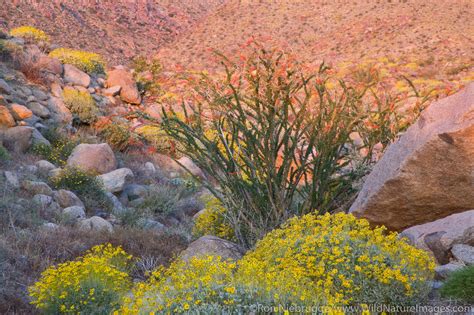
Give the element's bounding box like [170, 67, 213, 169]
[54, 189, 84, 208]
[4, 171, 20, 188]
[78, 216, 113, 232]
[9, 104, 33, 120]
[0, 105, 16, 128]
[435, 263, 464, 280]
[27, 102, 50, 118]
[137, 218, 165, 231]
[36, 56, 63, 75]
[32, 89, 49, 101]
[451, 244, 474, 265]
[98, 168, 134, 193]
[22, 180, 53, 196]
[63, 64, 91, 87]
[0, 79, 13, 94]
[41, 222, 59, 230]
[47, 97, 73, 124]
[102, 85, 121, 97]
[106, 68, 141, 104]
[121, 184, 148, 202]
[36, 160, 56, 175]
[143, 162, 157, 176]
[106, 192, 126, 215]
[67, 143, 117, 174]
[50, 83, 63, 98]
[180, 235, 244, 262]
[48, 168, 63, 178]
[32, 194, 53, 208]
[62, 206, 86, 222]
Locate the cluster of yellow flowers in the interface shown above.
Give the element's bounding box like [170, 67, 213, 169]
[29, 244, 132, 314]
[237, 212, 435, 307]
[9, 26, 49, 43]
[193, 195, 235, 241]
[49, 48, 105, 74]
[62, 88, 99, 124]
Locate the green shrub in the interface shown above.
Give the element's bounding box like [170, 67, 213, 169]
[9, 26, 49, 43]
[440, 265, 474, 303]
[49, 48, 105, 74]
[31, 130, 78, 167]
[50, 168, 111, 211]
[138, 183, 197, 216]
[62, 88, 100, 124]
[161, 46, 395, 248]
[29, 244, 132, 314]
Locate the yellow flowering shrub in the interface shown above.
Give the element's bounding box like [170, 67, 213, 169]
[49, 48, 105, 74]
[63, 88, 100, 124]
[193, 195, 235, 241]
[9, 26, 49, 43]
[119, 256, 239, 314]
[29, 244, 133, 314]
[236, 212, 435, 307]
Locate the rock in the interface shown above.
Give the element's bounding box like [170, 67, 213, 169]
[106, 192, 126, 215]
[106, 68, 141, 104]
[9, 104, 33, 120]
[32, 89, 49, 101]
[349, 84, 474, 230]
[401, 210, 474, 264]
[36, 56, 63, 75]
[63, 64, 90, 87]
[47, 97, 73, 124]
[4, 171, 20, 188]
[41, 222, 59, 231]
[22, 180, 53, 196]
[0, 105, 16, 128]
[144, 104, 161, 120]
[177, 156, 206, 179]
[0, 79, 13, 94]
[27, 102, 50, 118]
[67, 143, 117, 174]
[98, 168, 134, 193]
[32, 194, 60, 216]
[36, 160, 56, 175]
[180, 235, 243, 262]
[120, 184, 148, 202]
[435, 263, 463, 280]
[62, 206, 86, 222]
[48, 168, 62, 178]
[451, 244, 474, 265]
[102, 85, 121, 97]
[53, 189, 84, 208]
[137, 218, 165, 231]
[2, 126, 50, 153]
[78, 216, 113, 232]
[143, 162, 157, 176]
[50, 83, 63, 98]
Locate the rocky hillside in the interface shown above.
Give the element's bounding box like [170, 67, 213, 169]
[1, 0, 226, 64]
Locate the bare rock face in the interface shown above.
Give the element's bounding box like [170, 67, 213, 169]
[106, 68, 141, 104]
[67, 143, 117, 174]
[350, 84, 474, 230]
[180, 235, 244, 262]
[401, 210, 474, 264]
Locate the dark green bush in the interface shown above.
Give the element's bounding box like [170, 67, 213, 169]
[440, 265, 474, 303]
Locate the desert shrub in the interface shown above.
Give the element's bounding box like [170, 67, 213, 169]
[50, 167, 111, 211]
[0, 144, 10, 164]
[132, 55, 162, 96]
[236, 212, 435, 307]
[0, 39, 23, 62]
[29, 244, 132, 314]
[134, 124, 184, 157]
[49, 48, 105, 74]
[193, 195, 235, 241]
[120, 255, 239, 314]
[161, 47, 389, 248]
[31, 130, 78, 167]
[9, 26, 49, 43]
[63, 88, 100, 124]
[97, 117, 135, 151]
[440, 265, 474, 303]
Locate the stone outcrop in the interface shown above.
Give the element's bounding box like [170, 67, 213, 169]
[350, 84, 474, 230]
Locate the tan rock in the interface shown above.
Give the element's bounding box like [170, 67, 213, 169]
[350, 84, 474, 230]
[0, 105, 16, 128]
[66, 143, 117, 174]
[106, 68, 141, 104]
[63, 64, 90, 87]
[180, 235, 243, 262]
[9, 103, 33, 120]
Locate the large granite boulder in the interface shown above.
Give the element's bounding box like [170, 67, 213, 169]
[66, 143, 117, 174]
[350, 84, 474, 230]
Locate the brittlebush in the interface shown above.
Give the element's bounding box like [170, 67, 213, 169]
[192, 195, 235, 241]
[120, 213, 435, 313]
[49, 48, 105, 74]
[10, 26, 49, 43]
[29, 244, 132, 314]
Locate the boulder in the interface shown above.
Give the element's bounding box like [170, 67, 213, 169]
[180, 235, 243, 262]
[63, 64, 90, 87]
[451, 244, 474, 265]
[2, 126, 50, 153]
[435, 263, 464, 280]
[98, 168, 134, 193]
[350, 84, 474, 230]
[4, 171, 20, 188]
[78, 216, 113, 232]
[144, 104, 161, 120]
[66, 143, 117, 174]
[22, 180, 53, 196]
[177, 156, 206, 179]
[36, 160, 56, 175]
[36, 55, 63, 75]
[102, 85, 121, 97]
[0, 79, 13, 94]
[120, 184, 148, 202]
[27, 102, 50, 118]
[53, 189, 84, 208]
[9, 104, 33, 120]
[106, 68, 141, 104]
[32, 89, 49, 101]
[106, 192, 126, 215]
[401, 210, 474, 264]
[47, 97, 73, 124]
[62, 206, 86, 222]
[0, 105, 16, 128]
